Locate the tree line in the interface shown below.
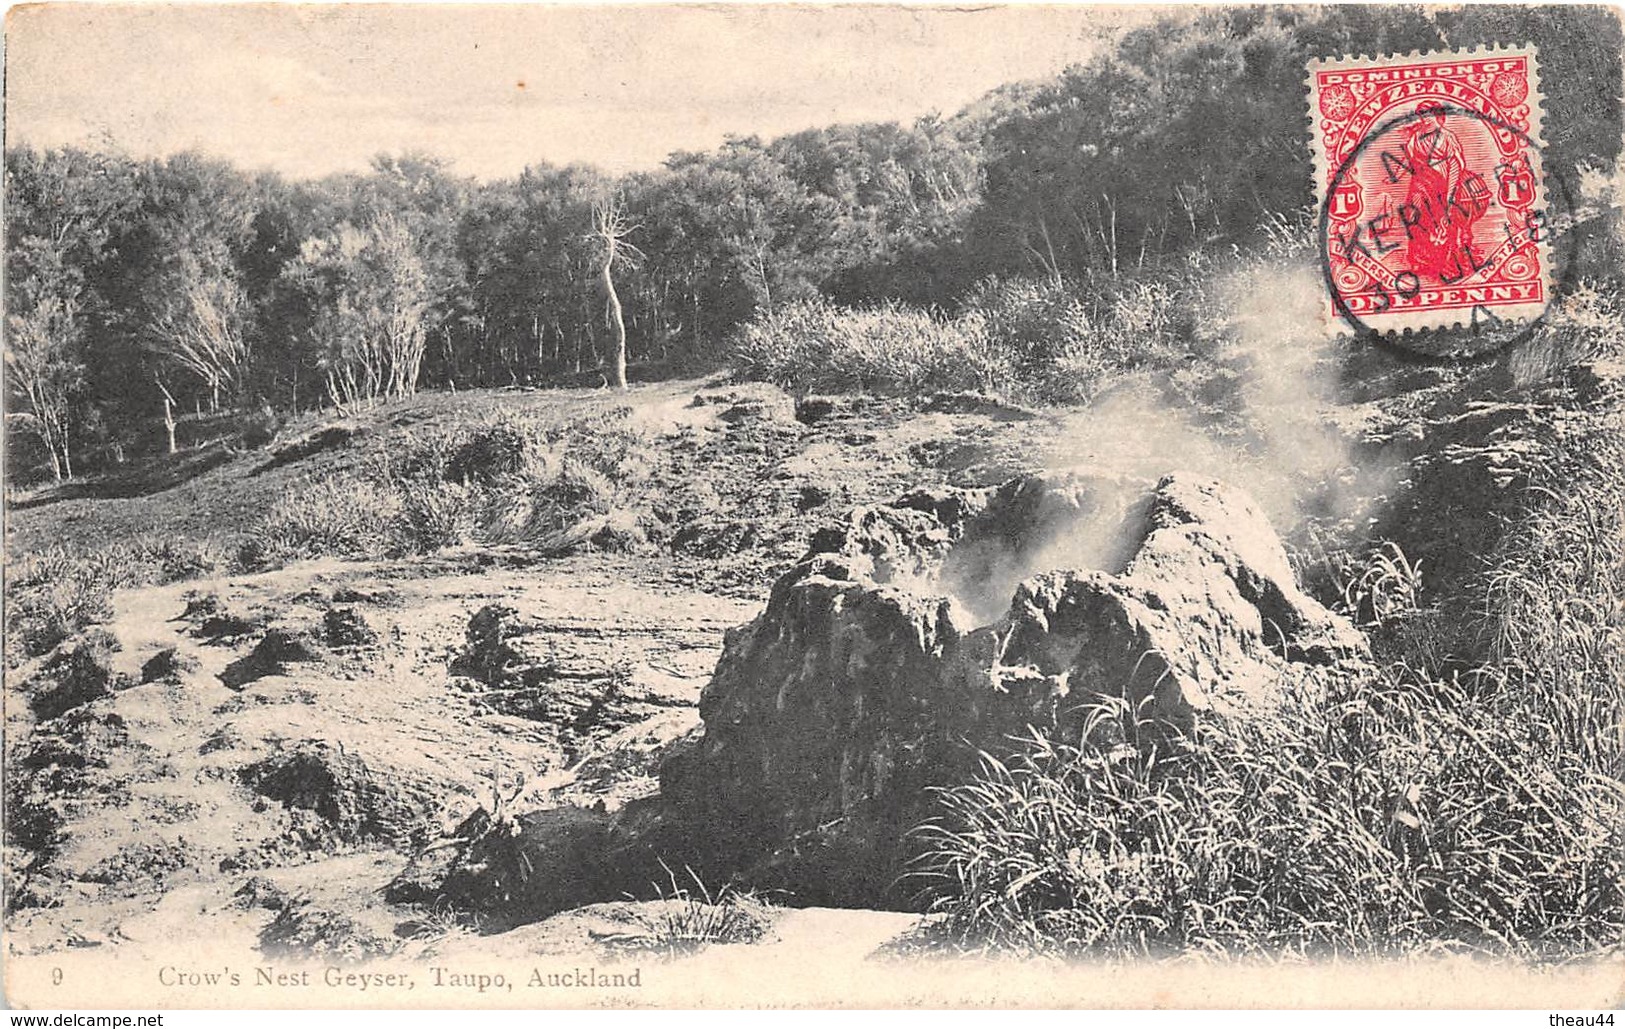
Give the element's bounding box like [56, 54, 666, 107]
[7, 5, 1618, 481]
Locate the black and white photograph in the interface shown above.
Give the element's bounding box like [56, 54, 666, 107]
[3, 2, 1622, 1011]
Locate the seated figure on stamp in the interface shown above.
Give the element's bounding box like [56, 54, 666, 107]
[1402, 100, 1491, 283]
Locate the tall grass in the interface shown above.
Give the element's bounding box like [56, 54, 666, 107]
[238, 476, 402, 569]
[916, 667, 1622, 960]
[229, 407, 671, 569]
[380, 409, 663, 554]
[731, 274, 1192, 405]
[731, 296, 1010, 397]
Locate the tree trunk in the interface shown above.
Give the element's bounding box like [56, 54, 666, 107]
[592, 197, 634, 390]
[157, 380, 179, 455]
[602, 257, 627, 390]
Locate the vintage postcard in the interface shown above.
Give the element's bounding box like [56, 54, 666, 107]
[4, 3, 1623, 1012]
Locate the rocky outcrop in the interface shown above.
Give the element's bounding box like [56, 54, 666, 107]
[394, 471, 1367, 916]
[661, 470, 1368, 904]
[385, 800, 681, 926]
[219, 629, 324, 689]
[25, 633, 131, 722]
[238, 740, 441, 846]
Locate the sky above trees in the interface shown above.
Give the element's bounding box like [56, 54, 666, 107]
[6, 4, 1146, 180]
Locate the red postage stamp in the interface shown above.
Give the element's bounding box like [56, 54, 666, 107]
[1308, 46, 1548, 334]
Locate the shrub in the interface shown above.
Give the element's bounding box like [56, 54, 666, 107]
[730, 296, 1008, 397]
[235, 401, 284, 450]
[239, 476, 399, 569]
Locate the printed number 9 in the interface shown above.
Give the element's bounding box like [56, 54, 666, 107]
[52, 968, 63, 985]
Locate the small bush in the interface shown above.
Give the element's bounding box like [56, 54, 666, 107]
[236, 401, 284, 450]
[239, 476, 399, 569]
[731, 296, 1008, 397]
[599, 864, 775, 959]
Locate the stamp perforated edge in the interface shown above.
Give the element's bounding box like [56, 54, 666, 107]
[1305, 43, 1551, 337]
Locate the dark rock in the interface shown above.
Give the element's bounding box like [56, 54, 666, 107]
[16, 710, 128, 773]
[323, 607, 380, 649]
[79, 839, 193, 886]
[173, 593, 222, 623]
[920, 391, 1038, 421]
[238, 740, 438, 845]
[195, 612, 261, 642]
[446, 605, 681, 761]
[232, 875, 292, 911]
[794, 394, 871, 425]
[258, 902, 395, 964]
[662, 470, 1369, 905]
[796, 484, 831, 511]
[332, 586, 395, 606]
[141, 647, 200, 684]
[219, 629, 324, 689]
[448, 604, 530, 686]
[794, 397, 837, 424]
[386, 803, 659, 926]
[569, 709, 702, 804]
[27, 637, 126, 721]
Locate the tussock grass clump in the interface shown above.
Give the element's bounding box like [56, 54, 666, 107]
[963, 275, 1192, 404]
[223, 407, 670, 570]
[376, 408, 665, 555]
[239, 476, 401, 568]
[599, 864, 775, 959]
[4, 537, 227, 664]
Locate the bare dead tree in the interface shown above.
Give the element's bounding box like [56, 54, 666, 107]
[150, 253, 251, 412]
[590, 197, 642, 390]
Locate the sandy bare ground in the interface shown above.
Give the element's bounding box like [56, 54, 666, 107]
[5, 551, 755, 955]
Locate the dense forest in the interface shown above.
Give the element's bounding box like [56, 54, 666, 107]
[7, 5, 1621, 483]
